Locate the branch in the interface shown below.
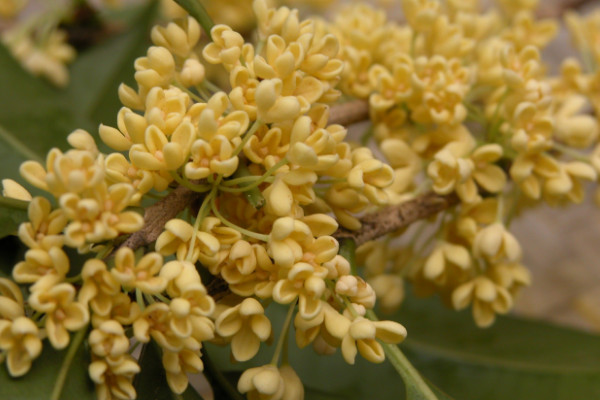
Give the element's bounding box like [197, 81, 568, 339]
[329, 99, 369, 126]
[333, 192, 459, 247]
[117, 185, 200, 252]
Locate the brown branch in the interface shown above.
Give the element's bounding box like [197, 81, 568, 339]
[328, 99, 369, 126]
[116, 185, 199, 253]
[333, 192, 459, 247]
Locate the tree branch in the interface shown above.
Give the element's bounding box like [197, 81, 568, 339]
[333, 192, 459, 247]
[329, 99, 369, 127]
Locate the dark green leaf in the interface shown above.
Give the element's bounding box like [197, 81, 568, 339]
[65, 0, 159, 128]
[396, 294, 600, 400]
[207, 295, 600, 400]
[0, 196, 28, 239]
[0, 333, 95, 400]
[134, 342, 206, 400]
[173, 0, 214, 37]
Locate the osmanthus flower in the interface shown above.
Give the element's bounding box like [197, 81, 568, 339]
[88, 354, 140, 400]
[162, 348, 204, 394]
[104, 153, 157, 204]
[215, 298, 271, 362]
[1, 178, 32, 201]
[111, 248, 167, 295]
[335, 275, 377, 309]
[17, 196, 66, 251]
[155, 218, 220, 265]
[368, 274, 405, 314]
[129, 121, 195, 172]
[20, 146, 104, 198]
[12, 246, 69, 287]
[509, 152, 561, 200]
[143, 86, 200, 136]
[202, 24, 246, 71]
[499, 45, 542, 89]
[150, 16, 202, 59]
[506, 101, 554, 155]
[255, 78, 302, 124]
[543, 161, 597, 205]
[273, 262, 328, 320]
[88, 320, 130, 358]
[420, 241, 472, 286]
[99, 107, 148, 152]
[472, 222, 522, 264]
[340, 316, 407, 365]
[347, 147, 394, 205]
[368, 58, 414, 113]
[2, 28, 75, 87]
[237, 364, 285, 400]
[428, 142, 507, 204]
[28, 282, 89, 349]
[501, 11, 557, 51]
[133, 46, 176, 97]
[0, 278, 25, 321]
[452, 275, 513, 328]
[60, 182, 144, 249]
[79, 259, 121, 319]
[554, 95, 599, 149]
[0, 315, 41, 378]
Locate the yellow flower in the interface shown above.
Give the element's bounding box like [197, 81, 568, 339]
[79, 259, 121, 318]
[28, 283, 89, 349]
[452, 275, 513, 327]
[163, 348, 204, 394]
[0, 278, 24, 320]
[255, 78, 302, 123]
[341, 316, 406, 364]
[202, 24, 245, 70]
[273, 262, 327, 319]
[238, 364, 285, 400]
[151, 16, 201, 58]
[1, 178, 32, 201]
[89, 355, 140, 400]
[215, 298, 271, 362]
[13, 247, 69, 286]
[88, 320, 130, 358]
[17, 196, 66, 250]
[0, 317, 42, 377]
[472, 222, 522, 264]
[111, 248, 167, 295]
[155, 219, 220, 264]
[421, 242, 471, 286]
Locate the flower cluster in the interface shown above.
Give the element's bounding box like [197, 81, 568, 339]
[4, 0, 600, 399]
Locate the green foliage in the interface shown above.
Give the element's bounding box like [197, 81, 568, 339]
[205, 296, 600, 400]
[0, 196, 28, 239]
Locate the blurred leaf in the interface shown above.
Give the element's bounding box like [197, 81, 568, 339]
[206, 295, 600, 400]
[0, 196, 28, 239]
[0, 236, 25, 278]
[0, 333, 94, 400]
[134, 342, 206, 400]
[65, 0, 159, 128]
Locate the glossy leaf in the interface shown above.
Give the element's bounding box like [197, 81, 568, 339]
[206, 295, 600, 400]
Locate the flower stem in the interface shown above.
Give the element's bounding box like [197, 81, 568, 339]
[270, 301, 296, 366]
[365, 310, 438, 400]
[50, 326, 88, 400]
[210, 195, 269, 242]
[233, 119, 264, 157]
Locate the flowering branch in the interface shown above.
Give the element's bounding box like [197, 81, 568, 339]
[333, 192, 459, 247]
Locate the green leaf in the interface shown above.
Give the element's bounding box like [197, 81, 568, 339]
[0, 332, 95, 400]
[134, 342, 206, 400]
[206, 295, 600, 400]
[65, 0, 159, 128]
[173, 0, 214, 37]
[396, 294, 600, 400]
[0, 196, 28, 239]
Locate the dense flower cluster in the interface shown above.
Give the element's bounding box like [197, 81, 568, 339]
[2, 0, 600, 399]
